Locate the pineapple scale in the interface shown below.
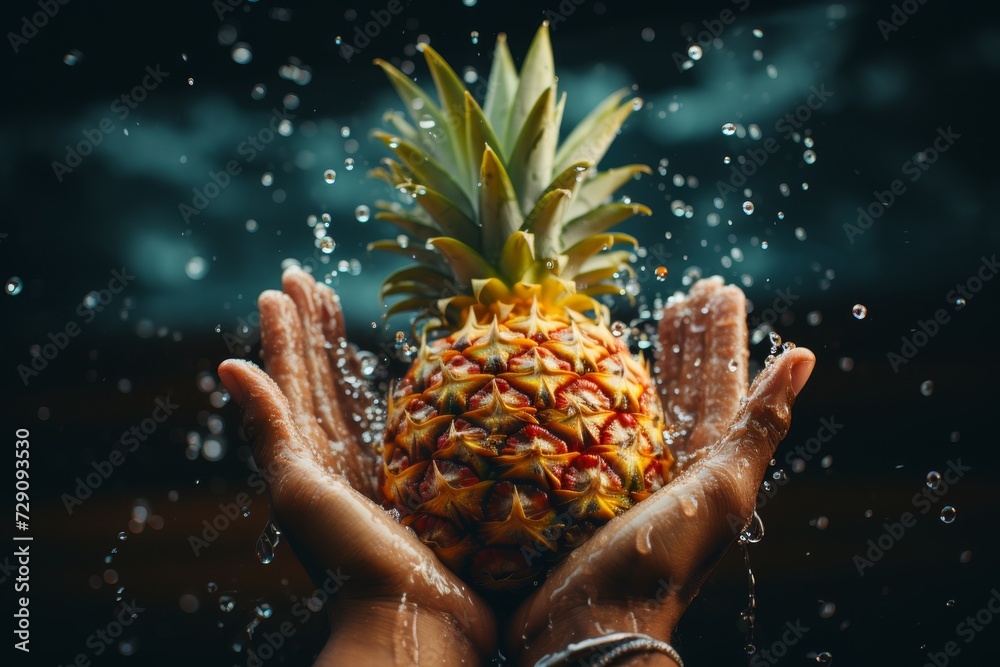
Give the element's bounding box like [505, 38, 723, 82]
[379, 303, 674, 590]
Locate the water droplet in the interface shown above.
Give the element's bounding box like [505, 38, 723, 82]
[117, 531, 127, 541]
[185, 256, 208, 280]
[255, 603, 272, 618]
[819, 601, 836, 618]
[344, 157, 355, 171]
[753, 28, 764, 38]
[742, 201, 754, 215]
[769, 331, 782, 348]
[219, 595, 236, 613]
[319, 237, 336, 254]
[954, 297, 966, 309]
[611, 321, 628, 338]
[470, 30, 479, 44]
[803, 149, 817, 164]
[816, 652, 833, 664]
[940, 506, 956, 524]
[688, 45, 703, 60]
[241, 506, 250, 518]
[355, 205, 370, 223]
[5, 277, 23, 296]
[231, 43, 252, 64]
[742, 510, 765, 544]
[920, 380, 934, 396]
[722, 122, 736, 136]
[207, 582, 218, 593]
[655, 265, 668, 281]
[261, 172, 274, 186]
[323, 169, 336, 184]
[852, 304, 867, 320]
[256, 517, 282, 564]
[946, 599, 955, 607]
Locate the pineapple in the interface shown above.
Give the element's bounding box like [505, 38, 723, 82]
[369, 22, 673, 590]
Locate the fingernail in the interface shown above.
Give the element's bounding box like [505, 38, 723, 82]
[219, 370, 244, 406]
[790, 357, 815, 396]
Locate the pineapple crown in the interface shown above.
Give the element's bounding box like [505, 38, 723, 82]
[368, 22, 651, 328]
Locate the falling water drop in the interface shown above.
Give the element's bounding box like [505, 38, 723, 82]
[920, 380, 934, 396]
[742, 201, 755, 215]
[5, 277, 23, 296]
[256, 517, 282, 564]
[940, 506, 957, 524]
[219, 595, 236, 613]
[722, 122, 736, 136]
[816, 652, 833, 664]
[323, 169, 337, 184]
[688, 45, 703, 60]
[852, 304, 868, 320]
[925, 471, 942, 489]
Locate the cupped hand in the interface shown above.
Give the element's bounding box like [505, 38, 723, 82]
[218, 267, 496, 666]
[509, 277, 816, 666]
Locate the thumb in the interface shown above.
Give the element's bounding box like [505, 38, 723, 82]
[651, 347, 816, 585]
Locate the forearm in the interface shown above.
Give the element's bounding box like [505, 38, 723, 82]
[320, 600, 484, 666]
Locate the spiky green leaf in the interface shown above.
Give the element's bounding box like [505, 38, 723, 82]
[570, 164, 652, 219]
[372, 131, 473, 218]
[505, 23, 555, 156]
[483, 33, 519, 149]
[562, 203, 651, 247]
[554, 90, 638, 174]
[426, 237, 500, 287]
[479, 145, 523, 260]
[507, 85, 558, 215]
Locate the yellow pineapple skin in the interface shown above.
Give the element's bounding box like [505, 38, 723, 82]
[379, 300, 674, 590]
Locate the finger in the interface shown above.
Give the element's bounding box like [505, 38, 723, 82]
[313, 274, 379, 453]
[218, 358, 316, 478]
[656, 277, 749, 458]
[669, 347, 816, 569]
[281, 267, 356, 448]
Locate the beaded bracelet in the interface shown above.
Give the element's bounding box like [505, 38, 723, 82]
[534, 632, 684, 667]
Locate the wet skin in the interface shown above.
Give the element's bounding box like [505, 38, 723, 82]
[219, 267, 814, 666]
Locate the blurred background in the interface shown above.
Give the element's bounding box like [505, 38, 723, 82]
[3, 0, 998, 664]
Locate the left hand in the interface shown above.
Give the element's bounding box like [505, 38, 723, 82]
[507, 278, 816, 666]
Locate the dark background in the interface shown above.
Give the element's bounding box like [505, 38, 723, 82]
[3, 0, 999, 665]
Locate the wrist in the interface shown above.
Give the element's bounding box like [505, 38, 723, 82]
[515, 603, 678, 666]
[322, 599, 483, 666]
